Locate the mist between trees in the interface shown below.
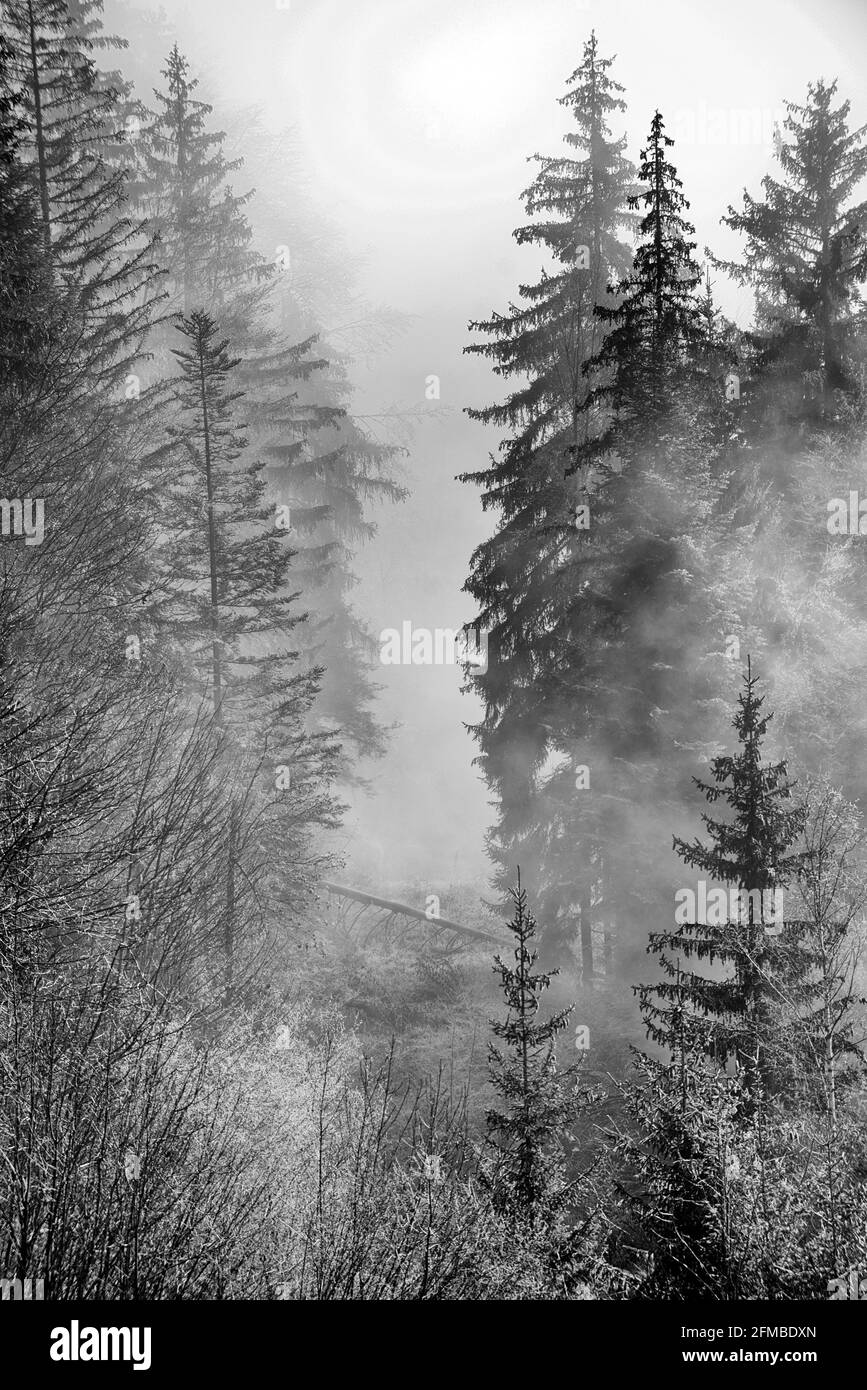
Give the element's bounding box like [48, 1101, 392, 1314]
[0, 6, 866, 1301]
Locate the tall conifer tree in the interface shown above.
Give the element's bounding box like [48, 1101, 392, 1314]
[461, 33, 635, 956]
[638, 663, 808, 1098]
[2, 0, 162, 384]
[714, 79, 867, 434]
[139, 47, 400, 780]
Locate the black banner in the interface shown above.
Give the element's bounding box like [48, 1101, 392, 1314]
[3, 1298, 863, 1379]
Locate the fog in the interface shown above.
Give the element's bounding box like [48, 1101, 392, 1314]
[6, 0, 867, 1316]
[105, 0, 867, 887]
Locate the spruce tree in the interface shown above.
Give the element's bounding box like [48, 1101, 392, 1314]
[154, 311, 330, 747]
[638, 662, 809, 1099]
[613, 768, 867, 1299]
[485, 871, 587, 1223]
[141, 44, 266, 336]
[2, 0, 163, 385]
[0, 33, 52, 386]
[153, 311, 338, 976]
[541, 109, 725, 980]
[701, 80, 867, 850]
[223, 106, 409, 773]
[139, 48, 400, 780]
[464, 102, 731, 985]
[583, 108, 707, 454]
[460, 32, 635, 956]
[713, 78, 867, 433]
[247, 326, 403, 775]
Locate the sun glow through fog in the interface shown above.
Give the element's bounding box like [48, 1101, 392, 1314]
[276, 0, 542, 215]
[396, 13, 535, 145]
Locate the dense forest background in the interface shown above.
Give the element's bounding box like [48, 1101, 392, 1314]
[2, 0, 867, 1300]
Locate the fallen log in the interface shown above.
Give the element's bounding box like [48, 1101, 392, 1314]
[321, 882, 507, 946]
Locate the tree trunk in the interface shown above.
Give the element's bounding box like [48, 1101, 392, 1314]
[579, 879, 594, 985]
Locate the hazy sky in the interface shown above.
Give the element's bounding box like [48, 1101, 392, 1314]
[113, 0, 867, 891]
